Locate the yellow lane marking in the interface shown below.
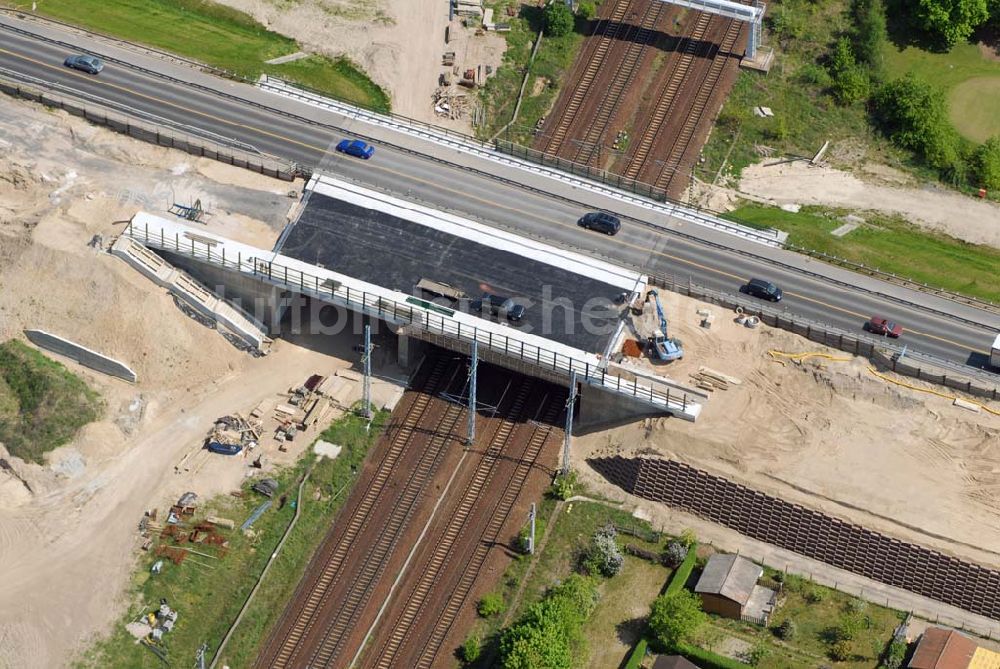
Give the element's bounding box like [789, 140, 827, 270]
[0, 46, 981, 352]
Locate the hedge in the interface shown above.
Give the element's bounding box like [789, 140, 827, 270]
[664, 543, 698, 596]
[623, 638, 648, 669]
[677, 642, 752, 669]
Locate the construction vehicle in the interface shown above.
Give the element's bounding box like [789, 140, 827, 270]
[645, 290, 683, 362]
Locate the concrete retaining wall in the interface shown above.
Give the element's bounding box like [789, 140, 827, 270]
[24, 329, 137, 382]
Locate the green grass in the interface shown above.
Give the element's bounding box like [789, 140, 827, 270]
[725, 203, 1000, 303]
[685, 574, 903, 669]
[883, 42, 1000, 142]
[76, 409, 388, 669]
[7, 0, 390, 112]
[478, 2, 586, 142]
[0, 339, 103, 463]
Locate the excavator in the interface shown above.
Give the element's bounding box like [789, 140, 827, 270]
[645, 290, 683, 362]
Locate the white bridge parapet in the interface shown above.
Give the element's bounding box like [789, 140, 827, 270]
[659, 0, 766, 58]
[124, 213, 706, 421]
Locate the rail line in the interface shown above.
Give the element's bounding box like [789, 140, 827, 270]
[653, 18, 742, 195]
[306, 383, 468, 668]
[370, 382, 565, 669]
[255, 355, 460, 669]
[541, 0, 636, 156]
[620, 11, 713, 180]
[571, 0, 665, 167]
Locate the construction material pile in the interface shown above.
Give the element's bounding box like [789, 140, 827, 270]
[433, 87, 470, 119]
[206, 413, 261, 456]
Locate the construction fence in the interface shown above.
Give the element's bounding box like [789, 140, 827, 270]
[589, 456, 1000, 622]
[648, 274, 1000, 402]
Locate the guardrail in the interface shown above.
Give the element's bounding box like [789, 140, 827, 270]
[124, 222, 701, 414]
[0, 71, 295, 180]
[648, 273, 1000, 399]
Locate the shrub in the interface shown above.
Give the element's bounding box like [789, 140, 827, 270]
[666, 546, 699, 596]
[577, 0, 596, 20]
[805, 586, 826, 603]
[914, 0, 989, 49]
[847, 598, 869, 614]
[836, 613, 864, 641]
[543, 1, 574, 37]
[830, 639, 853, 662]
[679, 528, 698, 548]
[880, 638, 908, 669]
[775, 618, 798, 640]
[873, 74, 961, 171]
[973, 136, 1000, 190]
[461, 634, 482, 663]
[782, 573, 804, 592]
[478, 592, 506, 617]
[550, 470, 578, 500]
[828, 37, 870, 105]
[747, 641, 769, 666]
[649, 589, 707, 650]
[664, 541, 689, 568]
[585, 525, 624, 577]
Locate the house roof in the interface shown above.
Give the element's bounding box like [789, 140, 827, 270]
[909, 628, 978, 669]
[970, 646, 1000, 669]
[652, 656, 701, 669]
[694, 554, 763, 606]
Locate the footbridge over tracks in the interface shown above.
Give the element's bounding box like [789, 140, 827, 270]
[123, 177, 708, 422]
[660, 0, 765, 59]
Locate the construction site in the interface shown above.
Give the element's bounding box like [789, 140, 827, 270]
[2, 75, 1000, 669]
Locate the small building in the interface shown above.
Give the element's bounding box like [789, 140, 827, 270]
[694, 553, 775, 622]
[908, 627, 977, 669]
[653, 656, 702, 669]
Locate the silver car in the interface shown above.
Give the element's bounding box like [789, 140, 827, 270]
[64, 54, 104, 75]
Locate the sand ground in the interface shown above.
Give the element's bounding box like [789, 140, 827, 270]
[579, 290, 1000, 571]
[689, 154, 1000, 250]
[0, 97, 402, 669]
[218, 0, 506, 130]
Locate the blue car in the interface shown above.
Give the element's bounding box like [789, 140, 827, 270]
[64, 54, 104, 74]
[336, 139, 375, 159]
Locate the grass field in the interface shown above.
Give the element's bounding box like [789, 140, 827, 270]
[6, 0, 390, 112]
[883, 42, 1000, 143]
[76, 409, 388, 669]
[726, 204, 1000, 303]
[478, 2, 585, 142]
[0, 339, 103, 463]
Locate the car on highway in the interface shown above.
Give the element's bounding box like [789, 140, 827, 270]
[473, 293, 525, 323]
[742, 278, 783, 302]
[335, 138, 375, 159]
[866, 316, 903, 338]
[63, 54, 104, 75]
[578, 211, 621, 235]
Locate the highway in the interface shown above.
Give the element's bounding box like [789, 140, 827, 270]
[1, 14, 998, 372]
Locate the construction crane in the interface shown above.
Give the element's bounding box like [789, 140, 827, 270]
[646, 290, 683, 362]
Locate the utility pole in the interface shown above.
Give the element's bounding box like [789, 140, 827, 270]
[528, 503, 536, 555]
[562, 370, 577, 476]
[361, 323, 372, 421]
[467, 341, 478, 447]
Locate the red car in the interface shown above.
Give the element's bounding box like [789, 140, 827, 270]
[867, 316, 903, 338]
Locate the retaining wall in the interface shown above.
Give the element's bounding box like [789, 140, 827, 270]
[24, 329, 137, 382]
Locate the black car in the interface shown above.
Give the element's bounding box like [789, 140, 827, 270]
[578, 211, 621, 235]
[473, 293, 525, 322]
[742, 278, 783, 302]
[64, 54, 105, 75]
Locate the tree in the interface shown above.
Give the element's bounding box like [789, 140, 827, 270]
[550, 470, 578, 500]
[585, 525, 624, 577]
[775, 618, 798, 640]
[648, 589, 706, 650]
[577, 0, 597, 20]
[461, 634, 482, 663]
[853, 0, 887, 75]
[914, 0, 989, 48]
[829, 37, 870, 104]
[544, 2, 575, 37]
[873, 74, 961, 170]
[973, 136, 1000, 189]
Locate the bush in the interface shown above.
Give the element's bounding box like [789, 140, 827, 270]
[852, 0, 887, 76]
[666, 546, 699, 596]
[550, 470, 578, 500]
[679, 528, 698, 548]
[782, 573, 804, 592]
[774, 618, 798, 640]
[543, 2, 574, 36]
[664, 541, 689, 568]
[805, 586, 826, 603]
[478, 592, 506, 617]
[973, 136, 1000, 189]
[830, 639, 853, 662]
[847, 598, 869, 614]
[880, 638, 908, 669]
[836, 613, 864, 641]
[747, 642, 769, 666]
[577, 0, 596, 20]
[873, 74, 961, 170]
[584, 524, 624, 577]
[828, 37, 870, 105]
[914, 0, 989, 49]
[649, 589, 707, 650]
[461, 634, 482, 663]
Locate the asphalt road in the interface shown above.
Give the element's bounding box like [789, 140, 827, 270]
[1, 21, 998, 373]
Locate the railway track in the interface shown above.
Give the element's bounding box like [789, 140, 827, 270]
[620, 11, 713, 180]
[653, 18, 743, 194]
[541, 0, 636, 156]
[571, 0, 664, 167]
[255, 356, 462, 669]
[369, 383, 565, 669]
